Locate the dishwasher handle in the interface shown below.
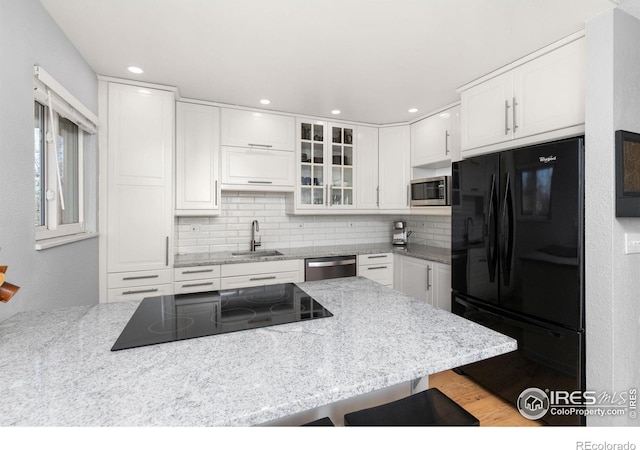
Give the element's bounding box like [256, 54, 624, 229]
[306, 258, 357, 268]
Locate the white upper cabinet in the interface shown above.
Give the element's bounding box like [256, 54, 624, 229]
[378, 125, 410, 211]
[175, 102, 220, 215]
[221, 108, 296, 151]
[292, 119, 356, 212]
[459, 33, 585, 156]
[220, 108, 296, 190]
[355, 126, 379, 210]
[411, 104, 460, 168]
[221, 146, 295, 190]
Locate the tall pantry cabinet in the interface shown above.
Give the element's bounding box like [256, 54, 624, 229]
[98, 80, 176, 302]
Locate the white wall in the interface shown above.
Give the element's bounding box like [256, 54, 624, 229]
[175, 192, 450, 254]
[585, 7, 640, 426]
[0, 0, 99, 322]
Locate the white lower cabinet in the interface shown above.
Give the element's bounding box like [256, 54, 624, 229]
[394, 254, 451, 312]
[174, 265, 221, 294]
[358, 253, 393, 288]
[107, 268, 172, 302]
[220, 260, 303, 290]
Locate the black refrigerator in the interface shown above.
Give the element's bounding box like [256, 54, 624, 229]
[451, 137, 585, 426]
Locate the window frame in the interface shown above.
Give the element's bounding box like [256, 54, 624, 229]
[34, 100, 86, 242]
[33, 66, 97, 248]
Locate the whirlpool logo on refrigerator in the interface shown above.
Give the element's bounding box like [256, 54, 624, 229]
[539, 155, 557, 163]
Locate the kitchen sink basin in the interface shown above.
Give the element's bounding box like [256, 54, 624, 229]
[231, 250, 283, 257]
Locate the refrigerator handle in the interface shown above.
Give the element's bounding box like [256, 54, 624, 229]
[500, 173, 515, 286]
[486, 173, 498, 282]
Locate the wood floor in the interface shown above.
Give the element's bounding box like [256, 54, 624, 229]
[429, 370, 542, 427]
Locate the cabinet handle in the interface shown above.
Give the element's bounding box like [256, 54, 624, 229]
[367, 255, 387, 259]
[182, 269, 214, 274]
[248, 180, 273, 184]
[165, 236, 169, 266]
[407, 185, 410, 207]
[249, 275, 277, 281]
[504, 100, 511, 135]
[512, 97, 518, 133]
[376, 186, 380, 207]
[367, 266, 388, 270]
[182, 282, 214, 288]
[215, 180, 218, 206]
[122, 274, 159, 281]
[426, 266, 432, 290]
[325, 185, 328, 206]
[445, 131, 450, 154]
[248, 143, 273, 148]
[122, 288, 159, 295]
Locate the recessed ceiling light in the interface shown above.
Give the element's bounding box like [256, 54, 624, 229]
[260, 99, 271, 105]
[408, 108, 419, 113]
[127, 66, 144, 74]
[331, 109, 341, 115]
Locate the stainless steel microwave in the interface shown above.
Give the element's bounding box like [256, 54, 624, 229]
[410, 176, 451, 206]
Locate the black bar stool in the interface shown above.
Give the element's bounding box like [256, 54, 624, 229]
[302, 417, 335, 426]
[344, 388, 479, 426]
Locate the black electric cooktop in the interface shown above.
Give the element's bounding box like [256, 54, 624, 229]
[111, 283, 333, 351]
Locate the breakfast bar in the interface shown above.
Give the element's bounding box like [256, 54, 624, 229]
[0, 277, 516, 426]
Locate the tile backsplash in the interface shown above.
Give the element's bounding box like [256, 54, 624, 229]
[175, 191, 451, 255]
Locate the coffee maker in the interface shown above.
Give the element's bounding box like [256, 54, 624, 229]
[392, 221, 412, 246]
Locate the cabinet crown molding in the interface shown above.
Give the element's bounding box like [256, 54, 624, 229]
[456, 29, 586, 94]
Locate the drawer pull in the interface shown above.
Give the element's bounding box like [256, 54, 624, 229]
[122, 288, 159, 295]
[182, 269, 214, 274]
[367, 255, 387, 259]
[367, 266, 388, 270]
[249, 275, 277, 281]
[248, 180, 274, 184]
[122, 275, 159, 281]
[182, 282, 214, 288]
[248, 143, 273, 148]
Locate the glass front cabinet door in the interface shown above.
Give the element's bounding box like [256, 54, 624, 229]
[297, 120, 355, 210]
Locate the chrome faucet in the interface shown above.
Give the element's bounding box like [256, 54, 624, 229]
[250, 220, 261, 251]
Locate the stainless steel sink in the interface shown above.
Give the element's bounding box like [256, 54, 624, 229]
[231, 250, 283, 257]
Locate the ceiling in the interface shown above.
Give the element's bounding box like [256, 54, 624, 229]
[40, 0, 616, 125]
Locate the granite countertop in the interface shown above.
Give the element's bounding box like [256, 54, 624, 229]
[0, 277, 515, 426]
[174, 243, 451, 267]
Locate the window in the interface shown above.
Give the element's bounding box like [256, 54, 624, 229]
[33, 66, 97, 248]
[33, 99, 84, 240]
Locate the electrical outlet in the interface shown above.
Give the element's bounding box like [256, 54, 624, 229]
[298, 223, 305, 229]
[625, 233, 640, 254]
[191, 224, 201, 233]
[348, 222, 354, 228]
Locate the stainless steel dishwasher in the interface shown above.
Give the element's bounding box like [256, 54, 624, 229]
[304, 255, 357, 281]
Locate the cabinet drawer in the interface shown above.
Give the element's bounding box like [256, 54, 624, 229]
[174, 278, 221, 295]
[108, 269, 172, 289]
[107, 284, 172, 303]
[359, 264, 393, 285]
[174, 265, 221, 281]
[221, 146, 295, 189]
[357, 253, 393, 265]
[220, 259, 301, 278]
[220, 271, 301, 290]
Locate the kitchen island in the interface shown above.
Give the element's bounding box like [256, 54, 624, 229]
[0, 277, 515, 426]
